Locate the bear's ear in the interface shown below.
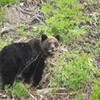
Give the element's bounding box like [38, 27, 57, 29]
[41, 35, 48, 41]
[55, 35, 60, 41]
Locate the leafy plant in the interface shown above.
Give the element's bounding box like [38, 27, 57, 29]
[75, 94, 83, 100]
[38, 0, 91, 43]
[16, 27, 27, 37]
[0, 38, 11, 50]
[61, 26, 87, 43]
[49, 53, 96, 90]
[0, 0, 20, 6]
[13, 82, 28, 98]
[0, 7, 5, 26]
[94, 39, 100, 54]
[91, 80, 100, 100]
[5, 82, 28, 99]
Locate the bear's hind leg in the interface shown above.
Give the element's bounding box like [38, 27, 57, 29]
[1, 63, 19, 89]
[1, 73, 16, 89]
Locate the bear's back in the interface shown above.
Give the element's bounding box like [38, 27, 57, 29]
[0, 43, 38, 66]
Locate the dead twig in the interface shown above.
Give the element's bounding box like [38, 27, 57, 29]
[36, 88, 67, 95]
[0, 26, 18, 36]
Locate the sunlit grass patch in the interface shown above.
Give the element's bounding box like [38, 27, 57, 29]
[5, 82, 28, 99]
[49, 53, 96, 90]
[0, 0, 20, 6]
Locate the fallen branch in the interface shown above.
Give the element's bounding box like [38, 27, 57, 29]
[36, 88, 67, 95]
[0, 23, 34, 36]
[0, 26, 18, 36]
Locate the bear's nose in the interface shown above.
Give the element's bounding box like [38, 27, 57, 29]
[50, 45, 55, 50]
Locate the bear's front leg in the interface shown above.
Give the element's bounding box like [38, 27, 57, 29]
[32, 61, 45, 87]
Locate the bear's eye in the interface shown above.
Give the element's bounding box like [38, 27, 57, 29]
[54, 42, 59, 47]
[48, 42, 58, 47]
[48, 42, 51, 46]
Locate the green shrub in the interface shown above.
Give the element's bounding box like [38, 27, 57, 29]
[0, 39, 9, 50]
[13, 82, 28, 98]
[49, 53, 96, 90]
[0, 7, 5, 26]
[91, 80, 100, 100]
[5, 82, 28, 99]
[75, 94, 83, 100]
[38, 0, 91, 43]
[94, 39, 100, 54]
[0, 0, 19, 6]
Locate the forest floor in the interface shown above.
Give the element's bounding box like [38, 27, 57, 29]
[0, 0, 100, 100]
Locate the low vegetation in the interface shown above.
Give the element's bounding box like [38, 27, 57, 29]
[0, 0, 19, 6]
[38, 0, 90, 43]
[5, 82, 28, 99]
[0, 7, 5, 26]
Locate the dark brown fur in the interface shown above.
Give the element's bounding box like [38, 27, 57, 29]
[0, 35, 60, 89]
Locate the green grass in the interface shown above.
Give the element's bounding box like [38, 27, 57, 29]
[5, 82, 28, 99]
[49, 53, 96, 89]
[38, 0, 91, 44]
[0, 0, 19, 6]
[91, 80, 100, 100]
[0, 7, 5, 25]
[0, 37, 13, 50]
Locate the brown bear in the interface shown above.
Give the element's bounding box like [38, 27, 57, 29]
[0, 35, 60, 89]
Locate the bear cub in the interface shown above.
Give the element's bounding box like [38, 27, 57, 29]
[0, 35, 60, 89]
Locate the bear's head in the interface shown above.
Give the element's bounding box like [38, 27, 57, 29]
[41, 35, 60, 55]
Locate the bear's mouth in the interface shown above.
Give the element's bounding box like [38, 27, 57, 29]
[48, 49, 56, 55]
